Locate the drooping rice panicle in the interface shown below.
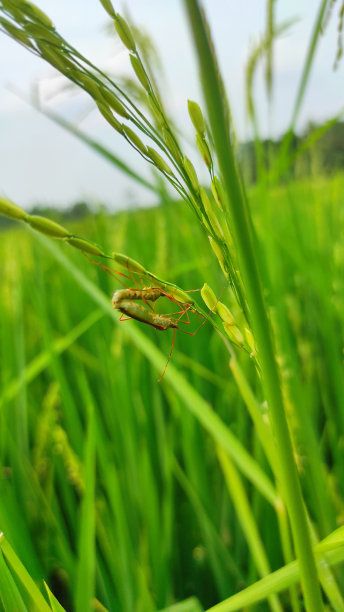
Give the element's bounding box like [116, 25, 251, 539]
[0, 0, 248, 317]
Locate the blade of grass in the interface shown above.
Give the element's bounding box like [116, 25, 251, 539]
[0, 546, 28, 612]
[74, 403, 96, 612]
[0, 309, 103, 408]
[44, 581, 67, 612]
[158, 597, 205, 612]
[205, 527, 344, 612]
[217, 448, 283, 612]
[173, 459, 244, 594]
[230, 355, 338, 610]
[0, 534, 51, 612]
[229, 356, 276, 469]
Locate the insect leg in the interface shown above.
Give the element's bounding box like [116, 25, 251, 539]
[158, 328, 176, 382]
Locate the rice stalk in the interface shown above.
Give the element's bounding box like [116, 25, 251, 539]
[183, 1, 323, 609]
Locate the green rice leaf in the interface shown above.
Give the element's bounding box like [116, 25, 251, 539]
[159, 596, 204, 611]
[205, 528, 344, 611]
[0, 535, 51, 612]
[74, 405, 96, 612]
[0, 547, 28, 612]
[43, 581, 67, 612]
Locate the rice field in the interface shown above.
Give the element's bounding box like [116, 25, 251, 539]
[1, 1, 344, 611]
[1, 174, 344, 611]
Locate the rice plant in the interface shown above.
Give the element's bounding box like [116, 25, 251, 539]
[1, 1, 344, 611]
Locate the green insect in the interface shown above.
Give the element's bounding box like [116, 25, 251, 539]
[112, 286, 199, 380]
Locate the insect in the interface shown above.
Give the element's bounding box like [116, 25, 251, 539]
[112, 286, 196, 327]
[112, 287, 168, 307]
[112, 286, 200, 380]
[82, 251, 206, 377]
[115, 300, 179, 330]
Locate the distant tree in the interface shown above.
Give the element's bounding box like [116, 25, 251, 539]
[239, 121, 344, 183]
[64, 201, 91, 220]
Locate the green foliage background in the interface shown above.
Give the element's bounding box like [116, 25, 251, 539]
[2, 174, 344, 610]
[1, 0, 344, 610]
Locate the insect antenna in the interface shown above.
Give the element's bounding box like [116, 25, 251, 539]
[82, 251, 130, 285]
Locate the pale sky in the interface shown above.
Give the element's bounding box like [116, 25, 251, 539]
[0, 0, 343, 210]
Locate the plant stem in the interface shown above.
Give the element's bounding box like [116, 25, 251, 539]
[184, 2, 324, 610]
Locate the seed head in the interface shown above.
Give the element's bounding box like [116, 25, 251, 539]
[201, 214, 211, 234]
[52, 426, 84, 494]
[187, 100, 206, 136]
[2, 0, 22, 7]
[147, 147, 173, 175]
[101, 90, 129, 118]
[75, 71, 100, 98]
[169, 287, 194, 305]
[23, 2, 54, 28]
[201, 283, 217, 311]
[209, 236, 228, 279]
[199, 187, 224, 239]
[96, 102, 123, 132]
[67, 237, 105, 257]
[38, 43, 74, 74]
[223, 322, 244, 345]
[25, 21, 60, 44]
[148, 94, 165, 126]
[0, 197, 27, 221]
[0, 18, 32, 47]
[114, 14, 136, 52]
[211, 176, 225, 210]
[199, 186, 212, 214]
[1, 3, 26, 24]
[216, 302, 234, 324]
[244, 327, 257, 354]
[130, 54, 151, 92]
[196, 133, 212, 168]
[112, 253, 147, 274]
[27, 215, 70, 238]
[183, 156, 199, 192]
[162, 128, 181, 162]
[98, 0, 116, 18]
[123, 125, 147, 154]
